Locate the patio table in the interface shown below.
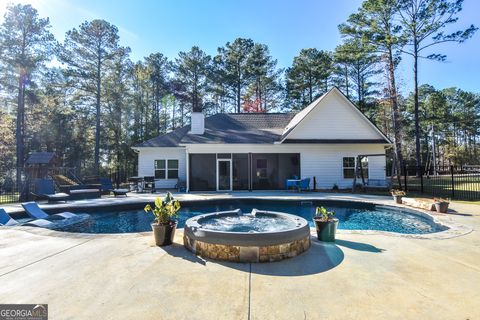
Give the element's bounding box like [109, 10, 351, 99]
[286, 179, 301, 190]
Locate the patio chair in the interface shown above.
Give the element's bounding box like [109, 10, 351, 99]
[32, 179, 70, 203]
[0, 208, 54, 228]
[22, 202, 78, 221]
[298, 178, 311, 192]
[99, 178, 129, 197]
[0, 208, 19, 226]
[175, 180, 186, 192]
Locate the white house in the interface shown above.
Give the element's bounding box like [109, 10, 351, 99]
[133, 87, 391, 192]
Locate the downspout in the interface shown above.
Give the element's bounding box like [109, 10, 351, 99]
[185, 147, 190, 193]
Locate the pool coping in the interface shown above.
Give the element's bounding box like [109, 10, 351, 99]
[1, 193, 473, 240]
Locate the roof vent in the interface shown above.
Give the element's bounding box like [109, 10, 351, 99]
[190, 112, 205, 135]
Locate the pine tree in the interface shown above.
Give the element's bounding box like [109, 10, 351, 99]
[59, 19, 122, 173]
[174, 46, 211, 113]
[215, 38, 255, 112]
[285, 49, 333, 110]
[339, 0, 406, 182]
[0, 4, 56, 191]
[396, 0, 477, 174]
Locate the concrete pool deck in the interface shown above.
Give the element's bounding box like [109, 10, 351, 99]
[0, 192, 479, 319]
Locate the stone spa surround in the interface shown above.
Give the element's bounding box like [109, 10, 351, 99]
[184, 235, 311, 263]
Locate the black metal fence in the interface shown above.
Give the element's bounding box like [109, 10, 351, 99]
[0, 175, 23, 204]
[391, 165, 480, 201]
[0, 166, 137, 205]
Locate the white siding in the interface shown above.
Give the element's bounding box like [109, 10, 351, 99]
[287, 89, 384, 140]
[137, 147, 186, 189]
[185, 143, 386, 189]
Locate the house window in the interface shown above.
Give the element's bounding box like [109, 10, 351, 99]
[343, 157, 355, 179]
[167, 160, 179, 179]
[155, 160, 166, 179]
[154, 159, 179, 179]
[343, 157, 368, 179]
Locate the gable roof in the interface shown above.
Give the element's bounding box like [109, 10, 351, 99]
[135, 113, 296, 147]
[280, 87, 392, 144]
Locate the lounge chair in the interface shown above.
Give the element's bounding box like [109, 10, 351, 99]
[21, 202, 90, 228]
[32, 179, 70, 203]
[0, 208, 55, 228]
[22, 202, 78, 220]
[0, 208, 20, 226]
[99, 178, 129, 197]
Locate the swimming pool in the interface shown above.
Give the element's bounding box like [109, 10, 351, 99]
[57, 199, 447, 235]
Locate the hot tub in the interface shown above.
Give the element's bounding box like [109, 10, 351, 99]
[183, 209, 311, 262]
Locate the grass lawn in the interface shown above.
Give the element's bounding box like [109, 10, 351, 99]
[0, 193, 19, 204]
[392, 174, 480, 200]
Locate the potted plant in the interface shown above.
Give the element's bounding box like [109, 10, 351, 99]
[144, 192, 181, 246]
[433, 198, 450, 213]
[313, 206, 338, 242]
[390, 189, 406, 204]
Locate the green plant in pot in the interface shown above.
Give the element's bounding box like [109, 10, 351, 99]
[313, 206, 338, 242]
[390, 189, 406, 204]
[433, 197, 450, 213]
[144, 192, 181, 246]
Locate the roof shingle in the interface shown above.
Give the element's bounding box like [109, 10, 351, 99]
[135, 113, 296, 147]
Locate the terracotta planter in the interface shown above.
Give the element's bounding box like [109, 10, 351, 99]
[392, 195, 403, 204]
[434, 202, 449, 213]
[151, 221, 177, 246]
[313, 218, 339, 242]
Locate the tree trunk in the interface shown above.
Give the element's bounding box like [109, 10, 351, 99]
[344, 65, 349, 98]
[308, 70, 313, 103]
[94, 55, 101, 174]
[357, 66, 362, 111]
[16, 74, 25, 194]
[413, 43, 421, 177]
[237, 81, 241, 113]
[387, 48, 404, 187]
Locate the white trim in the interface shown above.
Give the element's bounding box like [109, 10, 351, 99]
[186, 148, 190, 192]
[154, 158, 179, 180]
[216, 158, 232, 191]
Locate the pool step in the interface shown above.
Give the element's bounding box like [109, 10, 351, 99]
[300, 201, 313, 206]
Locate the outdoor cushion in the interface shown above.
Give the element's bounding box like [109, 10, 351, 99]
[69, 189, 100, 194]
[33, 179, 70, 202]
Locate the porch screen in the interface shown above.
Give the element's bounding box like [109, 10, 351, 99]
[232, 154, 248, 190]
[251, 153, 300, 190]
[189, 154, 216, 191]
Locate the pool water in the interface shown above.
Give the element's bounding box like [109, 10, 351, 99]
[60, 199, 446, 234]
[198, 212, 300, 233]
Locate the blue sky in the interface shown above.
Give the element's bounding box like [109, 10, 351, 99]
[1, 0, 479, 94]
